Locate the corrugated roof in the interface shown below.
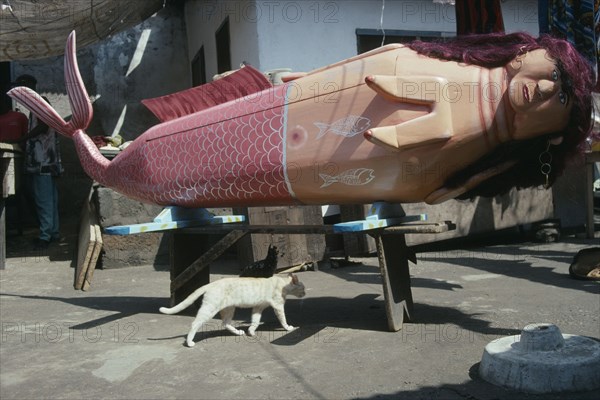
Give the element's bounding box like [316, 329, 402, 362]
[0, 0, 164, 61]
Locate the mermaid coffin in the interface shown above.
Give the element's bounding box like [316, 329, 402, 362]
[11, 31, 581, 208]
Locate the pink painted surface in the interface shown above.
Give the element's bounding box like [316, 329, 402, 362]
[98, 85, 292, 207]
[141, 65, 272, 123]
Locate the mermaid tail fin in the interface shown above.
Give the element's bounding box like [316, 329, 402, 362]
[8, 31, 92, 138]
[8, 86, 69, 134]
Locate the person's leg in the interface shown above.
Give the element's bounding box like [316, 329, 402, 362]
[31, 174, 54, 243]
[50, 176, 60, 241]
[23, 174, 37, 221]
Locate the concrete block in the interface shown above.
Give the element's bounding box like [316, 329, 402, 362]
[94, 186, 163, 227]
[479, 323, 600, 393]
[93, 186, 168, 268]
[100, 232, 169, 269]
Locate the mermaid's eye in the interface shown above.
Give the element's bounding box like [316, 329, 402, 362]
[558, 91, 567, 105]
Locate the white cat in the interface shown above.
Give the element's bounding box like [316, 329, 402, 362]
[159, 274, 306, 347]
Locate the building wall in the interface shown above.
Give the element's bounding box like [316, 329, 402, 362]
[256, 0, 457, 72]
[500, 0, 540, 33]
[91, 6, 190, 141]
[185, 0, 260, 80]
[185, 0, 539, 74]
[11, 3, 190, 222]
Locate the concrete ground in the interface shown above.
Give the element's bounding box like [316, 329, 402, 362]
[1, 229, 599, 399]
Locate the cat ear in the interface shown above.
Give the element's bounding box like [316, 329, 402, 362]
[290, 274, 299, 284]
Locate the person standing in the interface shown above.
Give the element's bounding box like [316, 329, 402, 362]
[13, 75, 63, 250]
[0, 93, 28, 142]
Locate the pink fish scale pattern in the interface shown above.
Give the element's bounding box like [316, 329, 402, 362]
[97, 85, 294, 207]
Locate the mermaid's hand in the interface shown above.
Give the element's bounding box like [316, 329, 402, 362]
[364, 75, 453, 151]
[425, 160, 518, 204]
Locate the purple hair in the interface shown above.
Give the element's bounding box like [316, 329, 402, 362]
[407, 32, 595, 197]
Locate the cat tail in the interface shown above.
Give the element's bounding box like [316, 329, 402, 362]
[8, 31, 92, 139]
[159, 285, 209, 314]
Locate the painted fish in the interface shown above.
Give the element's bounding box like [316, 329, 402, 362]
[314, 115, 371, 139]
[319, 168, 375, 188]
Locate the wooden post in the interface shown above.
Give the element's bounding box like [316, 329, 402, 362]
[236, 206, 326, 267]
[585, 153, 600, 238]
[169, 232, 211, 307]
[1, 156, 12, 270]
[373, 233, 414, 331]
[339, 204, 376, 256]
[0, 197, 5, 270]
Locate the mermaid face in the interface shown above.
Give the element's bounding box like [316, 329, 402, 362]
[506, 49, 573, 140]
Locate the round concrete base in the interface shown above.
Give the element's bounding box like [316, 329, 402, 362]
[479, 323, 600, 393]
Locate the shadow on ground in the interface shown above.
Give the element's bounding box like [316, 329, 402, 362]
[354, 363, 600, 400]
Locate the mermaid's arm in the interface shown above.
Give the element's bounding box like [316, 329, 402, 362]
[425, 160, 517, 204]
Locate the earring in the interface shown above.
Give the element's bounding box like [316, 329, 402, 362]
[511, 46, 527, 70]
[539, 141, 552, 189]
[511, 57, 523, 70]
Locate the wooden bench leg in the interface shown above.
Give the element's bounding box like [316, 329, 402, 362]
[169, 230, 247, 306]
[170, 232, 211, 306]
[586, 159, 595, 239]
[374, 233, 414, 331]
[0, 197, 5, 270]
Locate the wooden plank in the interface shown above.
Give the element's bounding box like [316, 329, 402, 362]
[170, 230, 247, 292]
[103, 214, 245, 235]
[74, 199, 93, 290]
[585, 152, 600, 238]
[334, 214, 428, 232]
[0, 153, 15, 271]
[75, 187, 104, 290]
[184, 224, 333, 235]
[299, 206, 326, 263]
[82, 202, 102, 291]
[374, 233, 413, 331]
[236, 206, 325, 268]
[180, 221, 454, 235]
[255, 207, 289, 264]
[286, 206, 325, 265]
[381, 221, 454, 234]
[339, 204, 376, 256]
[80, 220, 97, 291]
[0, 198, 5, 270]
